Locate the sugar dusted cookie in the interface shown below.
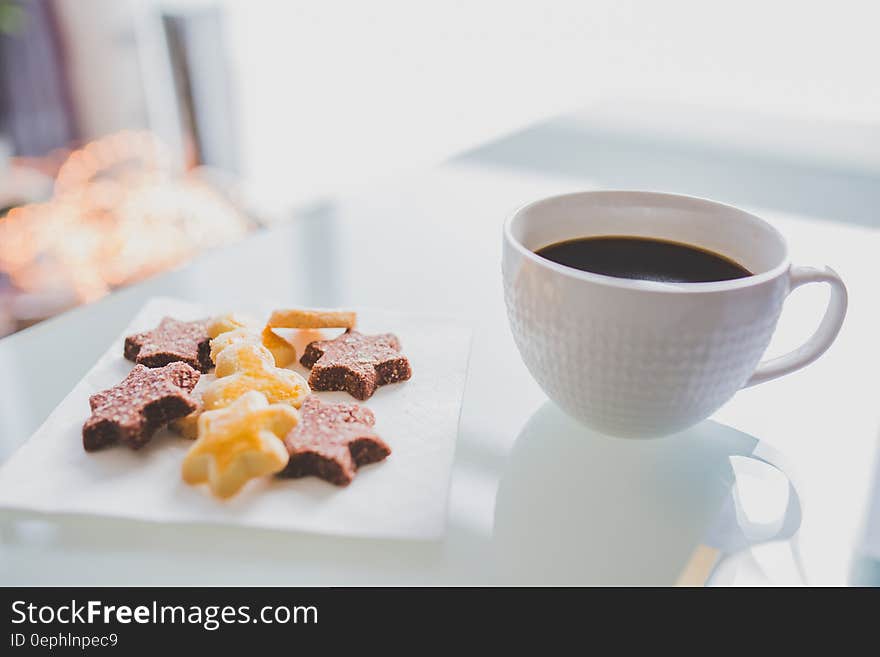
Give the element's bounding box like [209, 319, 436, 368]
[182, 391, 297, 499]
[83, 362, 200, 451]
[203, 343, 309, 410]
[300, 330, 412, 400]
[279, 396, 390, 486]
[124, 317, 212, 372]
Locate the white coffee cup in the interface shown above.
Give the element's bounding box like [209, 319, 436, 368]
[502, 191, 847, 438]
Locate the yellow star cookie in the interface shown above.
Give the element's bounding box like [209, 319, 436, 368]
[207, 313, 257, 339]
[172, 412, 200, 439]
[260, 308, 358, 367]
[213, 334, 272, 377]
[170, 392, 202, 439]
[261, 326, 297, 368]
[209, 327, 262, 363]
[203, 342, 309, 410]
[208, 317, 296, 368]
[182, 391, 297, 499]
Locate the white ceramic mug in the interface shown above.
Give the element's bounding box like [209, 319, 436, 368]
[502, 191, 848, 438]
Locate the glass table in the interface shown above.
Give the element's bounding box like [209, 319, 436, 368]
[2, 110, 879, 585]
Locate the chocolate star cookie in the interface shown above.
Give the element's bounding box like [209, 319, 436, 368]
[279, 396, 390, 485]
[299, 330, 412, 400]
[124, 317, 212, 372]
[83, 362, 200, 451]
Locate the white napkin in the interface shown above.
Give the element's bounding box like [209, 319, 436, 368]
[0, 297, 471, 540]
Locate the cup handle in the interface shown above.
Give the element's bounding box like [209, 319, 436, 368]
[743, 265, 848, 388]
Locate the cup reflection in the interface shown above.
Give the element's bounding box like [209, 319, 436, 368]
[492, 401, 801, 585]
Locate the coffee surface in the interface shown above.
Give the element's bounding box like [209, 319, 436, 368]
[535, 236, 751, 283]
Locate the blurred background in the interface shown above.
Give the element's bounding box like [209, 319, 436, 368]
[0, 0, 878, 335]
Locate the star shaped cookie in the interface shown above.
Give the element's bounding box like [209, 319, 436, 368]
[279, 396, 391, 486]
[207, 314, 296, 368]
[170, 391, 202, 439]
[210, 328, 264, 370]
[182, 391, 297, 499]
[124, 317, 213, 372]
[299, 330, 412, 400]
[206, 313, 257, 339]
[83, 362, 200, 451]
[202, 342, 310, 410]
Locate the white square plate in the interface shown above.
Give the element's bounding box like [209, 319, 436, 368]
[0, 297, 471, 540]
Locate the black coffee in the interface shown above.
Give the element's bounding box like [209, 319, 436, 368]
[535, 236, 751, 283]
